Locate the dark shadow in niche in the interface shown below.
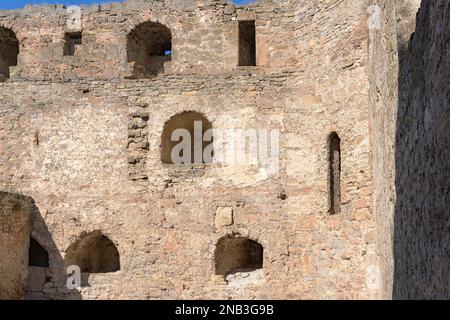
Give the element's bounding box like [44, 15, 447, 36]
[126, 21, 172, 78]
[64, 230, 121, 288]
[238, 20, 256, 66]
[27, 199, 82, 300]
[393, 2, 449, 299]
[328, 132, 341, 215]
[29, 237, 49, 267]
[0, 26, 19, 81]
[161, 111, 213, 165]
[214, 235, 263, 277]
[63, 32, 82, 56]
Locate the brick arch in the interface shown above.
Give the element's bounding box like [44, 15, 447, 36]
[64, 231, 120, 273]
[214, 234, 264, 276]
[161, 110, 214, 165]
[126, 20, 172, 78]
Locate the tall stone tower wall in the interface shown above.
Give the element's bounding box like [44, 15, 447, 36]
[369, 0, 449, 300]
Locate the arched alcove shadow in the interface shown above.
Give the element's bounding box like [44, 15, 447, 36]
[64, 230, 121, 289]
[126, 21, 172, 78]
[214, 235, 263, 277]
[161, 111, 213, 165]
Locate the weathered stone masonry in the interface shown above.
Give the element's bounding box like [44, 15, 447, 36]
[0, 0, 447, 300]
[369, 0, 449, 299]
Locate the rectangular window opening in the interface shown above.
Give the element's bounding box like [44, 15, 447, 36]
[64, 32, 82, 56]
[238, 20, 256, 66]
[329, 133, 341, 215]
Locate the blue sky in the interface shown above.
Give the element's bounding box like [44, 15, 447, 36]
[0, 0, 255, 10]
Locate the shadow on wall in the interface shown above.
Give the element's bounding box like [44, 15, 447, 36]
[0, 26, 19, 81]
[27, 199, 82, 300]
[393, 0, 450, 299]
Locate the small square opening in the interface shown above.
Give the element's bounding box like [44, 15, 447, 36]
[64, 32, 82, 56]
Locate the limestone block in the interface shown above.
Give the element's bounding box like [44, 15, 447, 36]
[215, 207, 234, 227]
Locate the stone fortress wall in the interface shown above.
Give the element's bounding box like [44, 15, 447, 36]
[0, 0, 447, 300]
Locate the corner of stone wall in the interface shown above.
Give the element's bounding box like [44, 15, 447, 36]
[368, 0, 422, 299]
[395, 0, 422, 58]
[368, 0, 400, 300]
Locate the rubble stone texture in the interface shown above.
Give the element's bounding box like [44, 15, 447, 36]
[0, 0, 447, 300]
[392, 0, 449, 299]
[0, 192, 32, 299]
